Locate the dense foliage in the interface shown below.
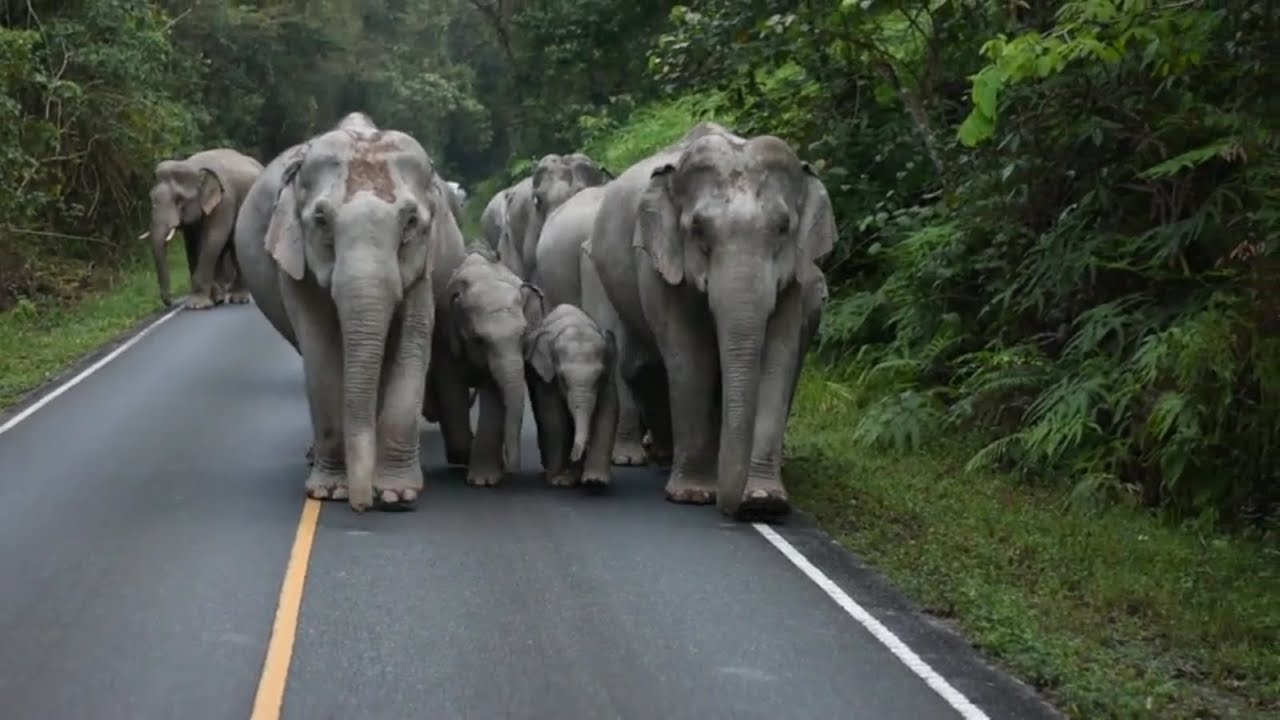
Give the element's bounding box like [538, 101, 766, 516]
[1, 0, 1275, 531]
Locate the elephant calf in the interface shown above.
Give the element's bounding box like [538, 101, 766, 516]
[444, 251, 543, 486]
[524, 303, 619, 488]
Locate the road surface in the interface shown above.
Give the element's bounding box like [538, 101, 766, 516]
[0, 305, 1059, 720]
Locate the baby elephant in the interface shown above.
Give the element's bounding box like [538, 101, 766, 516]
[524, 304, 619, 488]
[445, 251, 542, 486]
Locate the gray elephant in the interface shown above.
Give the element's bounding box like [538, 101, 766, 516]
[531, 186, 651, 466]
[479, 187, 511, 252]
[144, 148, 264, 309]
[442, 250, 542, 486]
[524, 303, 619, 488]
[588, 122, 833, 520]
[232, 111, 464, 511]
[497, 153, 612, 280]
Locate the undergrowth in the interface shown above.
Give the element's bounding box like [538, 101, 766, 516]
[785, 362, 1280, 719]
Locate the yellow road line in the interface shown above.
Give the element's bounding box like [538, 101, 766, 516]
[251, 498, 321, 720]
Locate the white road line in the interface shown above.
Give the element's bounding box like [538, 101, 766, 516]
[753, 523, 990, 720]
[0, 307, 183, 437]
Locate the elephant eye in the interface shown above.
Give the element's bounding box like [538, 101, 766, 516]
[775, 215, 791, 235]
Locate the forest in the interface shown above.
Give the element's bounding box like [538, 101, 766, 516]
[0, 1, 1276, 717]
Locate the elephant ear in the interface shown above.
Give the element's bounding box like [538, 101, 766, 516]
[265, 158, 306, 281]
[198, 169, 225, 215]
[633, 163, 684, 286]
[523, 325, 555, 384]
[798, 161, 837, 265]
[520, 282, 546, 329]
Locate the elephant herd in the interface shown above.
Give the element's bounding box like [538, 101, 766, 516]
[142, 112, 832, 521]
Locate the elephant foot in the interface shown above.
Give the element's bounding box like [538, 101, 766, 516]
[183, 294, 216, 310]
[546, 470, 580, 487]
[373, 465, 424, 508]
[643, 431, 674, 467]
[305, 466, 349, 501]
[465, 467, 504, 487]
[664, 470, 716, 505]
[730, 476, 792, 521]
[226, 289, 252, 305]
[580, 468, 610, 490]
[611, 437, 648, 466]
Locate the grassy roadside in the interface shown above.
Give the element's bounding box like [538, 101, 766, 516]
[0, 245, 185, 409]
[785, 363, 1279, 719]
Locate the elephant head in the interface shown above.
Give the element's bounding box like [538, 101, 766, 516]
[146, 160, 228, 305]
[264, 117, 446, 507]
[634, 131, 836, 507]
[524, 304, 617, 462]
[446, 252, 544, 472]
[505, 153, 612, 278]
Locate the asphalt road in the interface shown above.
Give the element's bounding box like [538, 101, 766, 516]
[0, 304, 1060, 720]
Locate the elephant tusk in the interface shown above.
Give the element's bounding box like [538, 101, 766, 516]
[136, 231, 148, 240]
[163, 227, 176, 244]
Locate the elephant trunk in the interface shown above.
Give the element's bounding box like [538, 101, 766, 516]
[709, 265, 774, 516]
[149, 215, 178, 306]
[566, 386, 597, 463]
[336, 280, 395, 509]
[494, 352, 525, 473]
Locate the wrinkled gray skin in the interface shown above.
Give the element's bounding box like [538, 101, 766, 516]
[443, 251, 542, 486]
[146, 149, 263, 309]
[589, 122, 833, 519]
[479, 187, 511, 253]
[497, 153, 612, 280]
[524, 303, 619, 488]
[232, 111, 464, 511]
[532, 187, 650, 466]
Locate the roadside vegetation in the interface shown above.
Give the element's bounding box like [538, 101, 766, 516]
[2, 2, 1275, 718]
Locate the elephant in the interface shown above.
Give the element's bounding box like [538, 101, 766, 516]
[531, 186, 651, 466]
[587, 121, 834, 520]
[232, 111, 465, 511]
[442, 251, 543, 486]
[497, 152, 612, 280]
[524, 303, 619, 488]
[479, 187, 511, 252]
[144, 148, 264, 309]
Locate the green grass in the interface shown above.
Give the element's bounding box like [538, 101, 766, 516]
[0, 245, 186, 409]
[784, 363, 1280, 720]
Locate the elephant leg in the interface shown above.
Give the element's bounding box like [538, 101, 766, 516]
[738, 283, 807, 519]
[223, 242, 252, 305]
[630, 361, 673, 468]
[183, 230, 200, 278]
[188, 218, 232, 310]
[611, 365, 647, 466]
[366, 299, 430, 506]
[528, 377, 572, 485]
[467, 382, 505, 486]
[284, 282, 348, 500]
[581, 374, 618, 488]
[431, 342, 474, 466]
[422, 379, 440, 423]
[651, 300, 719, 505]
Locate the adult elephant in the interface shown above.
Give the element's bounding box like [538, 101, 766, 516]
[532, 186, 650, 466]
[144, 149, 264, 309]
[479, 187, 511, 253]
[497, 153, 611, 280]
[233, 111, 468, 510]
[588, 122, 833, 520]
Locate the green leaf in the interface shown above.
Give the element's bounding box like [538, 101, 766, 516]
[957, 110, 995, 147]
